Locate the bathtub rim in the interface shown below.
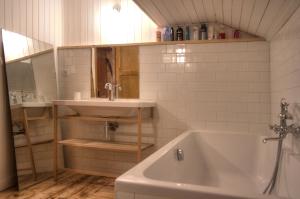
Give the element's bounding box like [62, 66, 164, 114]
[115, 130, 281, 199]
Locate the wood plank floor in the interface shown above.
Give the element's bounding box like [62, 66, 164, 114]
[0, 172, 115, 199]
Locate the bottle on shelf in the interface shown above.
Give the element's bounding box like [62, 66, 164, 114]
[192, 25, 199, 40]
[163, 27, 169, 41]
[234, 29, 240, 39]
[219, 24, 226, 39]
[207, 23, 214, 40]
[156, 29, 162, 42]
[170, 27, 175, 41]
[176, 26, 184, 41]
[185, 26, 190, 40]
[199, 24, 208, 40]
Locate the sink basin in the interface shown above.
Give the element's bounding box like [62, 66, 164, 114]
[10, 102, 52, 109]
[53, 99, 156, 117]
[22, 102, 52, 108]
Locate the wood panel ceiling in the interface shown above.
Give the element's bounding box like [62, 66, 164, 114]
[133, 0, 300, 40]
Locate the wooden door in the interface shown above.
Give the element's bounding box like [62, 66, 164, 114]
[115, 46, 139, 98]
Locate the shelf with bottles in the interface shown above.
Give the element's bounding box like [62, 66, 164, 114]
[156, 22, 260, 43]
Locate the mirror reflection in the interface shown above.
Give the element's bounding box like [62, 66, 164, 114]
[93, 45, 139, 99]
[2, 29, 57, 190]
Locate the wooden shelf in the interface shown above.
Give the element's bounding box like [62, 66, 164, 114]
[58, 115, 137, 123]
[15, 139, 54, 148]
[57, 37, 265, 50]
[58, 138, 153, 152]
[26, 116, 49, 121]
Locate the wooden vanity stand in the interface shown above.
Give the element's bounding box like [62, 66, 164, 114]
[52, 99, 156, 179]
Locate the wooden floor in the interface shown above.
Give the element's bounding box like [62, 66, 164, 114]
[0, 172, 115, 199]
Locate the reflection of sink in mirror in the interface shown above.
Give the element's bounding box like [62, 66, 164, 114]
[22, 102, 52, 108]
[10, 102, 52, 109]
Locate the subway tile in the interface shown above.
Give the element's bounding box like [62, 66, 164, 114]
[140, 73, 158, 82]
[140, 63, 165, 73]
[165, 63, 185, 73]
[158, 73, 177, 82]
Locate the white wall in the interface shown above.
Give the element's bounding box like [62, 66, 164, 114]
[270, 7, 300, 199]
[0, 0, 63, 45]
[0, 0, 156, 46]
[62, 0, 157, 45]
[140, 42, 271, 147]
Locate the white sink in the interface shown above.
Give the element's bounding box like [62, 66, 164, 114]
[53, 99, 156, 108]
[22, 102, 52, 108]
[53, 99, 156, 117]
[10, 102, 52, 109]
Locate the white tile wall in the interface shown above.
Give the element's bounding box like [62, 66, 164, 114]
[140, 42, 271, 148]
[270, 7, 300, 199]
[57, 48, 92, 100]
[57, 41, 271, 178]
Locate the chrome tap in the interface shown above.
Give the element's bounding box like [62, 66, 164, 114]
[104, 82, 121, 101]
[263, 98, 300, 143]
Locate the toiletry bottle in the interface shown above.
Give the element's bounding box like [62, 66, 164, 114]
[156, 29, 162, 42]
[185, 26, 190, 40]
[219, 25, 226, 39]
[199, 24, 207, 40]
[234, 29, 240, 39]
[170, 27, 175, 41]
[164, 27, 171, 41]
[207, 23, 214, 40]
[192, 25, 199, 40]
[176, 26, 184, 41]
[163, 27, 168, 41]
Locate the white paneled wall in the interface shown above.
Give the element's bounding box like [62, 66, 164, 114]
[134, 0, 300, 40]
[270, 7, 300, 199]
[0, 0, 156, 46]
[0, 0, 63, 45]
[139, 42, 271, 147]
[62, 0, 157, 45]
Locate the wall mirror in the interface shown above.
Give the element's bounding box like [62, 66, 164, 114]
[92, 45, 139, 99]
[2, 29, 57, 190]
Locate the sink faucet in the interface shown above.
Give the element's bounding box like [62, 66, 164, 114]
[104, 82, 121, 101]
[263, 98, 300, 143]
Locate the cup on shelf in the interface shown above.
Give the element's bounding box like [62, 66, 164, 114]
[74, 92, 81, 100]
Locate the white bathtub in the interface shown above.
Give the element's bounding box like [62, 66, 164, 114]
[115, 131, 283, 199]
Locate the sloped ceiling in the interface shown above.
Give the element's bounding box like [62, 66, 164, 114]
[133, 0, 300, 40]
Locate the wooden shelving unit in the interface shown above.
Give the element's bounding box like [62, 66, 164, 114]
[12, 106, 53, 180]
[52, 100, 155, 180]
[58, 139, 153, 152]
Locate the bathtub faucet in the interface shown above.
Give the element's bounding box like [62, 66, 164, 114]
[263, 98, 300, 143]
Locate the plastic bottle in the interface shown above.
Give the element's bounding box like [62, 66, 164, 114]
[199, 24, 208, 40]
[192, 26, 199, 40]
[170, 27, 175, 41]
[185, 26, 190, 40]
[176, 26, 184, 41]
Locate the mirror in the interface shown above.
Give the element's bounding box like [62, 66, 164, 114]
[2, 29, 57, 190]
[92, 45, 139, 99]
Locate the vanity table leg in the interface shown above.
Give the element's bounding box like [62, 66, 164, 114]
[53, 105, 58, 180]
[137, 108, 142, 162]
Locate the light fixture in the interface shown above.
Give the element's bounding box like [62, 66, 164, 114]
[113, 0, 121, 12]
